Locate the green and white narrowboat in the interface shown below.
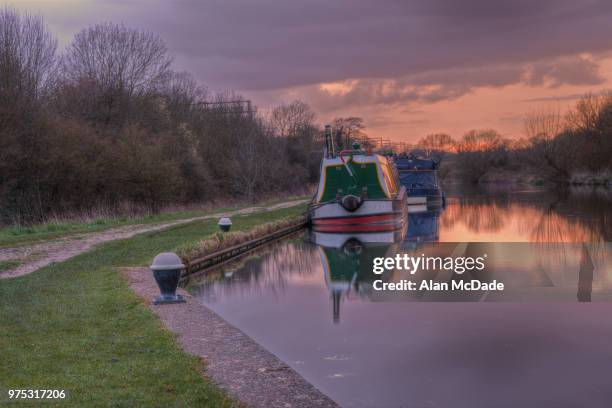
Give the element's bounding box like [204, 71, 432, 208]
[309, 125, 407, 233]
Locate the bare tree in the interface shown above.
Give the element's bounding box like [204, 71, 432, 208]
[159, 71, 208, 123]
[418, 133, 455, 156]
[0, 8, 58, 220]
[332, 117, 366, 148]
[62, 22, 172, 126]
[455, 129, 509, 182]
[524, 106, 575, 178]
[0, 8, 57, 112]
[566, 94, 600, 133]
[524, 106, 564, 141]
[564, 93, 612, 171]
[270, 100, 316, 137]
[64, 22, 171, 96]
[230, 125, 270, 201]
[458, 129, 504, 152]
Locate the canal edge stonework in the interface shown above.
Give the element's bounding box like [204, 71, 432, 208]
[122, 267, 338, 408]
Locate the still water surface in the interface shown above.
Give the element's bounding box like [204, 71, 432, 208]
[191, 187, 612, 408]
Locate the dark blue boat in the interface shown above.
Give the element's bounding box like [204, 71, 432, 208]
[394, 155, 444, 206]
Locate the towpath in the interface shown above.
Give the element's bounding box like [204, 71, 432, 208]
[0, 199, 308, 279]
[124, 266, 338, 408]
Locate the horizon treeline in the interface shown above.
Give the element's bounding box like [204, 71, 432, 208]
[416, 94, 612, 184]
[0, 9, 322, 224]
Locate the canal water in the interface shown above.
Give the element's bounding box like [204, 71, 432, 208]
[190, 186, 612, 408]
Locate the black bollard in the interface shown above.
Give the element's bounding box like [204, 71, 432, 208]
[218, 217, 232, 232]
[150, 252, 186, 304]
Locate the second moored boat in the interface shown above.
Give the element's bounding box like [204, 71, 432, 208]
[394, 155, 445, 206]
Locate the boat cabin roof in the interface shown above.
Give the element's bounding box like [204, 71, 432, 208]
[394, 157, 438, 171]
[314, 152, 400, 203]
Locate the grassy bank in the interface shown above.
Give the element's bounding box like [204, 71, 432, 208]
[178, 214, 307, 261]
[0, 203, 306, 407]
[0, 195, 309, 248]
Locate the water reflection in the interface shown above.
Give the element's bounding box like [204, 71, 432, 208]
[313, 230, 402, 323]
[578, 244, 595, 302]
[189, 241, 320, 302]
[440, 186, 612, 242]
[406, 204, 441, 244]
[190, 187, 612, 408]
[312, 234, 611, 310]
[192, 186, 612, 313]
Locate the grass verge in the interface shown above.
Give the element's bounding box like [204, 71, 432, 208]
[0, 204, 306, 407]
[0, 195, 310, 248]
[0, 260, 21, 273]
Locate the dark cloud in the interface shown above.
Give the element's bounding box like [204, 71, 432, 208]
[154, 0, 612, 91]
[10, 0, 612, 95]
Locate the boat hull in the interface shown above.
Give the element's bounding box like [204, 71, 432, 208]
[407, 196, 427, 205]
[309, 228, 407, 247]
[406, 191, 444, 206]
[309, 188, 407, 233]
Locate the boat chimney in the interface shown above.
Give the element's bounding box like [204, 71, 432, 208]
[325, 124, 335, 158]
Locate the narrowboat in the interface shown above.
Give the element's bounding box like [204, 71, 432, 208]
[394, 155, 444, 206]
[309, 126, 407, 233]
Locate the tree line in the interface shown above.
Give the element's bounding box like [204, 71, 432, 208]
[416, 94, 612, 184]
[0, 9, 322, 224]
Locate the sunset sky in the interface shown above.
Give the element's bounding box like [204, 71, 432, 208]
[8, 0, 612, 142]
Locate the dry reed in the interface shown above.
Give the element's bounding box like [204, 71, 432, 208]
[178, 215, 306, 261]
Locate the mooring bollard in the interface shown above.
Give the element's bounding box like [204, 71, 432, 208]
[150, 252, 186, 305]
[218, 217, 232, 232]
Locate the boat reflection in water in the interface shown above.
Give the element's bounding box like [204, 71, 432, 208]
[310, 228, 406, 323]
[310, 200, 446, 322]
[405, 204, 442, 244]
[311, 227, 612, 322]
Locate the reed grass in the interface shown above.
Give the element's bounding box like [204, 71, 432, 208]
[178, 215, 306, 261]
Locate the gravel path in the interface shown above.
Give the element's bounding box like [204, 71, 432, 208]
[123, 267, 338, 408]
[0, 200, 308, 279]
